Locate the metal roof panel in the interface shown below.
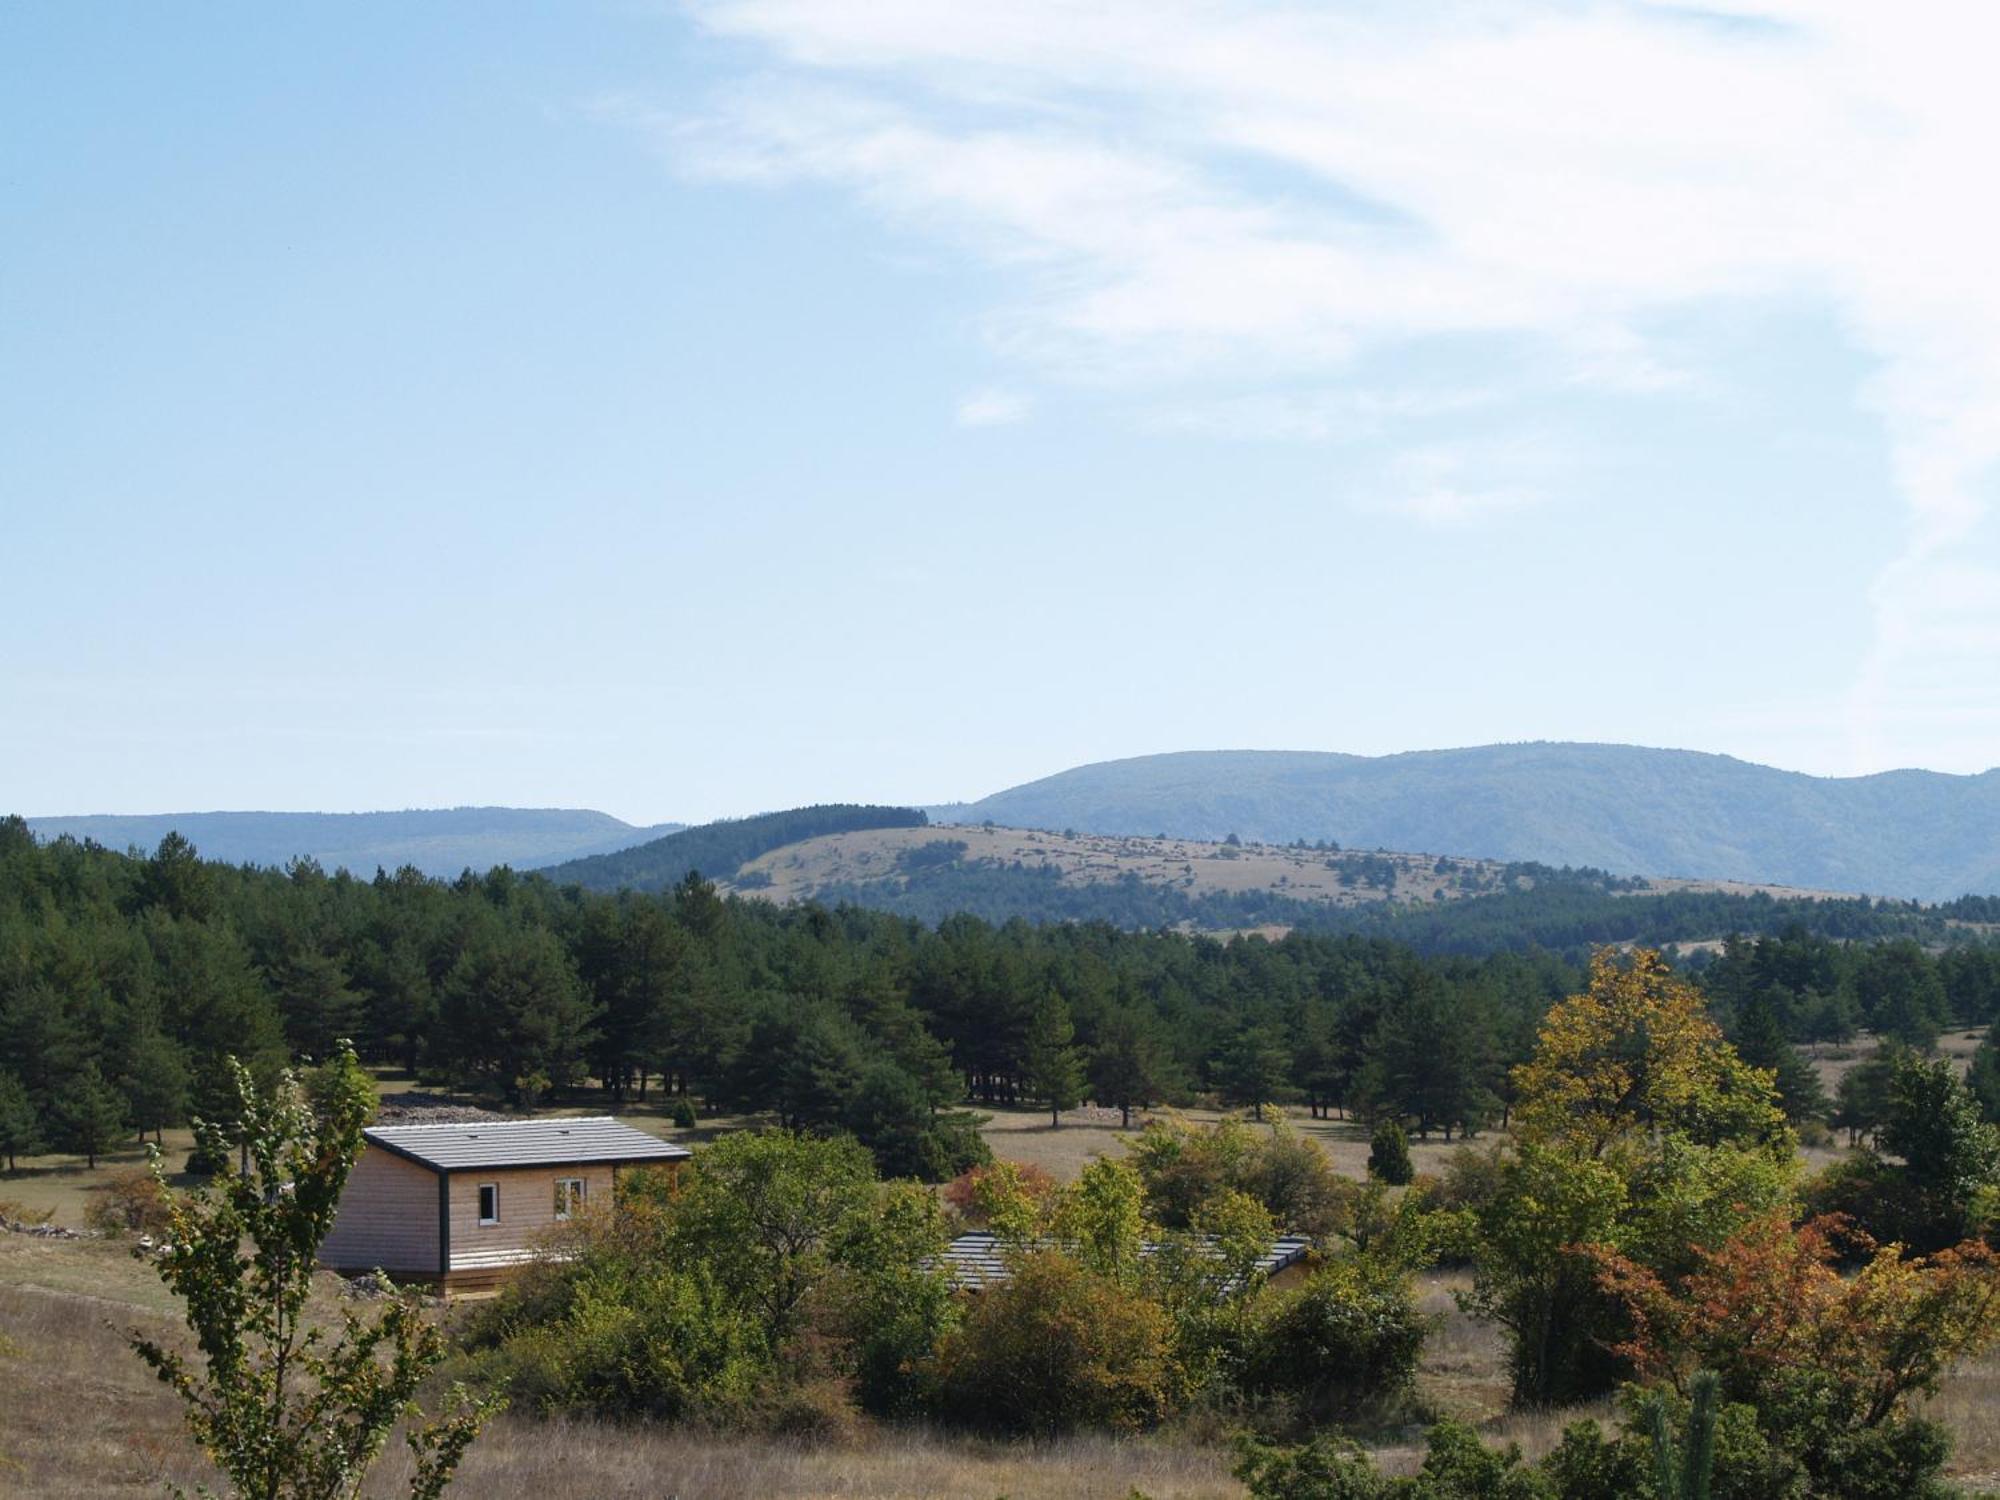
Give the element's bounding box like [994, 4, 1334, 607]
[363, 1116, 691, 1172]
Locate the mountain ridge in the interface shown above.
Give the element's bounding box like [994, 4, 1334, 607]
[22, 806, 685, 878]
[958, 743, 2000, 901]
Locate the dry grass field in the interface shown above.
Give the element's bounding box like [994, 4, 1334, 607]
[722, 823, 1854, 929]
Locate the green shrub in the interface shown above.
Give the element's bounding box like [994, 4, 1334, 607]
[931, 1251, 1178, 1434]
[1242, 1258, 1428, 1422]
[475, 1262, 764, 1422]
[1369, 1120, 1415, 1185]
[670, 1097, 698, 1130]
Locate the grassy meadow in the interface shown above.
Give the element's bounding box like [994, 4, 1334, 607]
[5, 1035, 2000, 1496]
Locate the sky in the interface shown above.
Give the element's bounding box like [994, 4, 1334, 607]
[4, 1, 1998, 826]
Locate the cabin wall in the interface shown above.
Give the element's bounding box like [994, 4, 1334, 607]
[445, 1162, 620, 1272]
[320, 1145, 441, 1277]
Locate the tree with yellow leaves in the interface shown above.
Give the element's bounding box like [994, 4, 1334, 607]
[1513, 948, 1787, 1158]
[1470, 949, 1796, 1404]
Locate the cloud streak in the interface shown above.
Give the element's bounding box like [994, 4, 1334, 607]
[652, 0, 2000, 772]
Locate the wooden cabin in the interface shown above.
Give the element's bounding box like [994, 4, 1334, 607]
[320, 1116, 690, 1291]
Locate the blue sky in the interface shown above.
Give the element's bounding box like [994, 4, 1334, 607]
[4, 2, 1996, 825]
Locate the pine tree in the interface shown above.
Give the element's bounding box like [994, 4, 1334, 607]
[270, 946, 364, 1062]
[1024, 991, 1084, 1128]
[1367, 1118, 1414, 1185]
[61, 1061, 128, 1169]
[1970, 1026, 2000, 1125]
[120, 1029, 190, 1144]
[1362, 973, 1493, 1140]
[1217, 1024, 1291, 1123]
[1089, 1007, 1171, 1128]
[1732, 995, 1829, 1126]
[0, 1069, 41, 1172]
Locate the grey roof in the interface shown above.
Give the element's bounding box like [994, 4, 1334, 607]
[940, 1231, 1312, 1294]
[363, 1116, 691, 1172]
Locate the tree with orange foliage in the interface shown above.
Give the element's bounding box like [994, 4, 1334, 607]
[1591, 1211, 2000, 1497]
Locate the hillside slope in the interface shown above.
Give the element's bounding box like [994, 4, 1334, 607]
[23, 807, 683, 878]
[542, 804, 930, 893]
[959, 744, 2000, 901]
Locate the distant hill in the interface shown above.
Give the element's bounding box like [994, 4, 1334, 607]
[958, 744, 2000, 901]
[542, 804, 930, 893]
[23, 808, 683, 878]
[713, 822, 1994, 957]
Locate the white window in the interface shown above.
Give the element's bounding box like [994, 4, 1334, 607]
[554, 1177, 586, 1220]
[477, 1183, 499, 1225]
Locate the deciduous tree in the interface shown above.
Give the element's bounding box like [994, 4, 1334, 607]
[131, 1044, 494, 1498]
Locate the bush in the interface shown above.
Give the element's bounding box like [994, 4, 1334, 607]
[1241, 1259, 1428, 1422]
[83, 1168, 175, 1235]
[1128, 1114, 1346, 1234]
[943, 1160, 1057, 1227]
[670, 1098, 698, 1130]
[184, 1146, 227, 1176]
[931, 1251, 1179, 1434]
[472, 1261, 764, 1422]
[1368, 1120, 1414, 1185]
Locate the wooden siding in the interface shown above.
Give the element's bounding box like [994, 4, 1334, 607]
[445, 1162, 618, 1272]
[320, 1144, 440, 1277]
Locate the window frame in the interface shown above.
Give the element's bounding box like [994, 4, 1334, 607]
[476, 1182, 499, 1226]
[553, 1176, 586, 1221]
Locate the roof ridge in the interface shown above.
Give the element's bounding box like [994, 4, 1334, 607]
[368, 1115, 619, 1132]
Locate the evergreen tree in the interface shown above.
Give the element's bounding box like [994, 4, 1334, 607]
[1970, 1025, 2000, 1125]
[1024, 990, 1084, 1128]
[1216, 1024, 1291, 1122]
[138, 831, 216, 921]
[0, 1069, 41, 1171]
[1362, 972, 1493, 1140]
[269, 947, 364, 1061]
[60, 1061, 128, 1169]
[1852, 940, 1949, 1051]
[1089, 1007, 1171, 1128]
[120, 1028, 190, 1143]
[1834, 1051, 1898, 1146]
[436, 924, 599, 1106]
[1732, 995, 1830, 1126]
[1367, 1118, 1414, 1185]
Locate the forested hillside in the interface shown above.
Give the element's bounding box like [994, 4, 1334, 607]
[962, 744, 2000, 899]
[542, 804, 929, 892]
[6, 814, 2000, 1183]
[22, 807, 683, 878]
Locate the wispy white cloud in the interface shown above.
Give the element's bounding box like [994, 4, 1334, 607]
[953, 387, 1031, 427]
[1146, 386, 1500, 443]
[1360, 438, 1568, 530]
[647, 0, 2000, 771]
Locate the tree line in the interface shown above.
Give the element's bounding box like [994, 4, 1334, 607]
[5, 818, 2000, 1182]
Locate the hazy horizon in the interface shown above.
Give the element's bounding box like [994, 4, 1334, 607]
[20, 737, 2000, 829]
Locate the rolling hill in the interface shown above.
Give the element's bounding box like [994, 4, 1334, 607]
[540, 804, 930, 893]
[958, 744, 2000, 901]
[23, 807, 684, 878]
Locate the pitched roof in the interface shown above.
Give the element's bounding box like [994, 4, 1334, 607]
[363, 1116, 691, 1172]
[940, 1230, 1312, 1294]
